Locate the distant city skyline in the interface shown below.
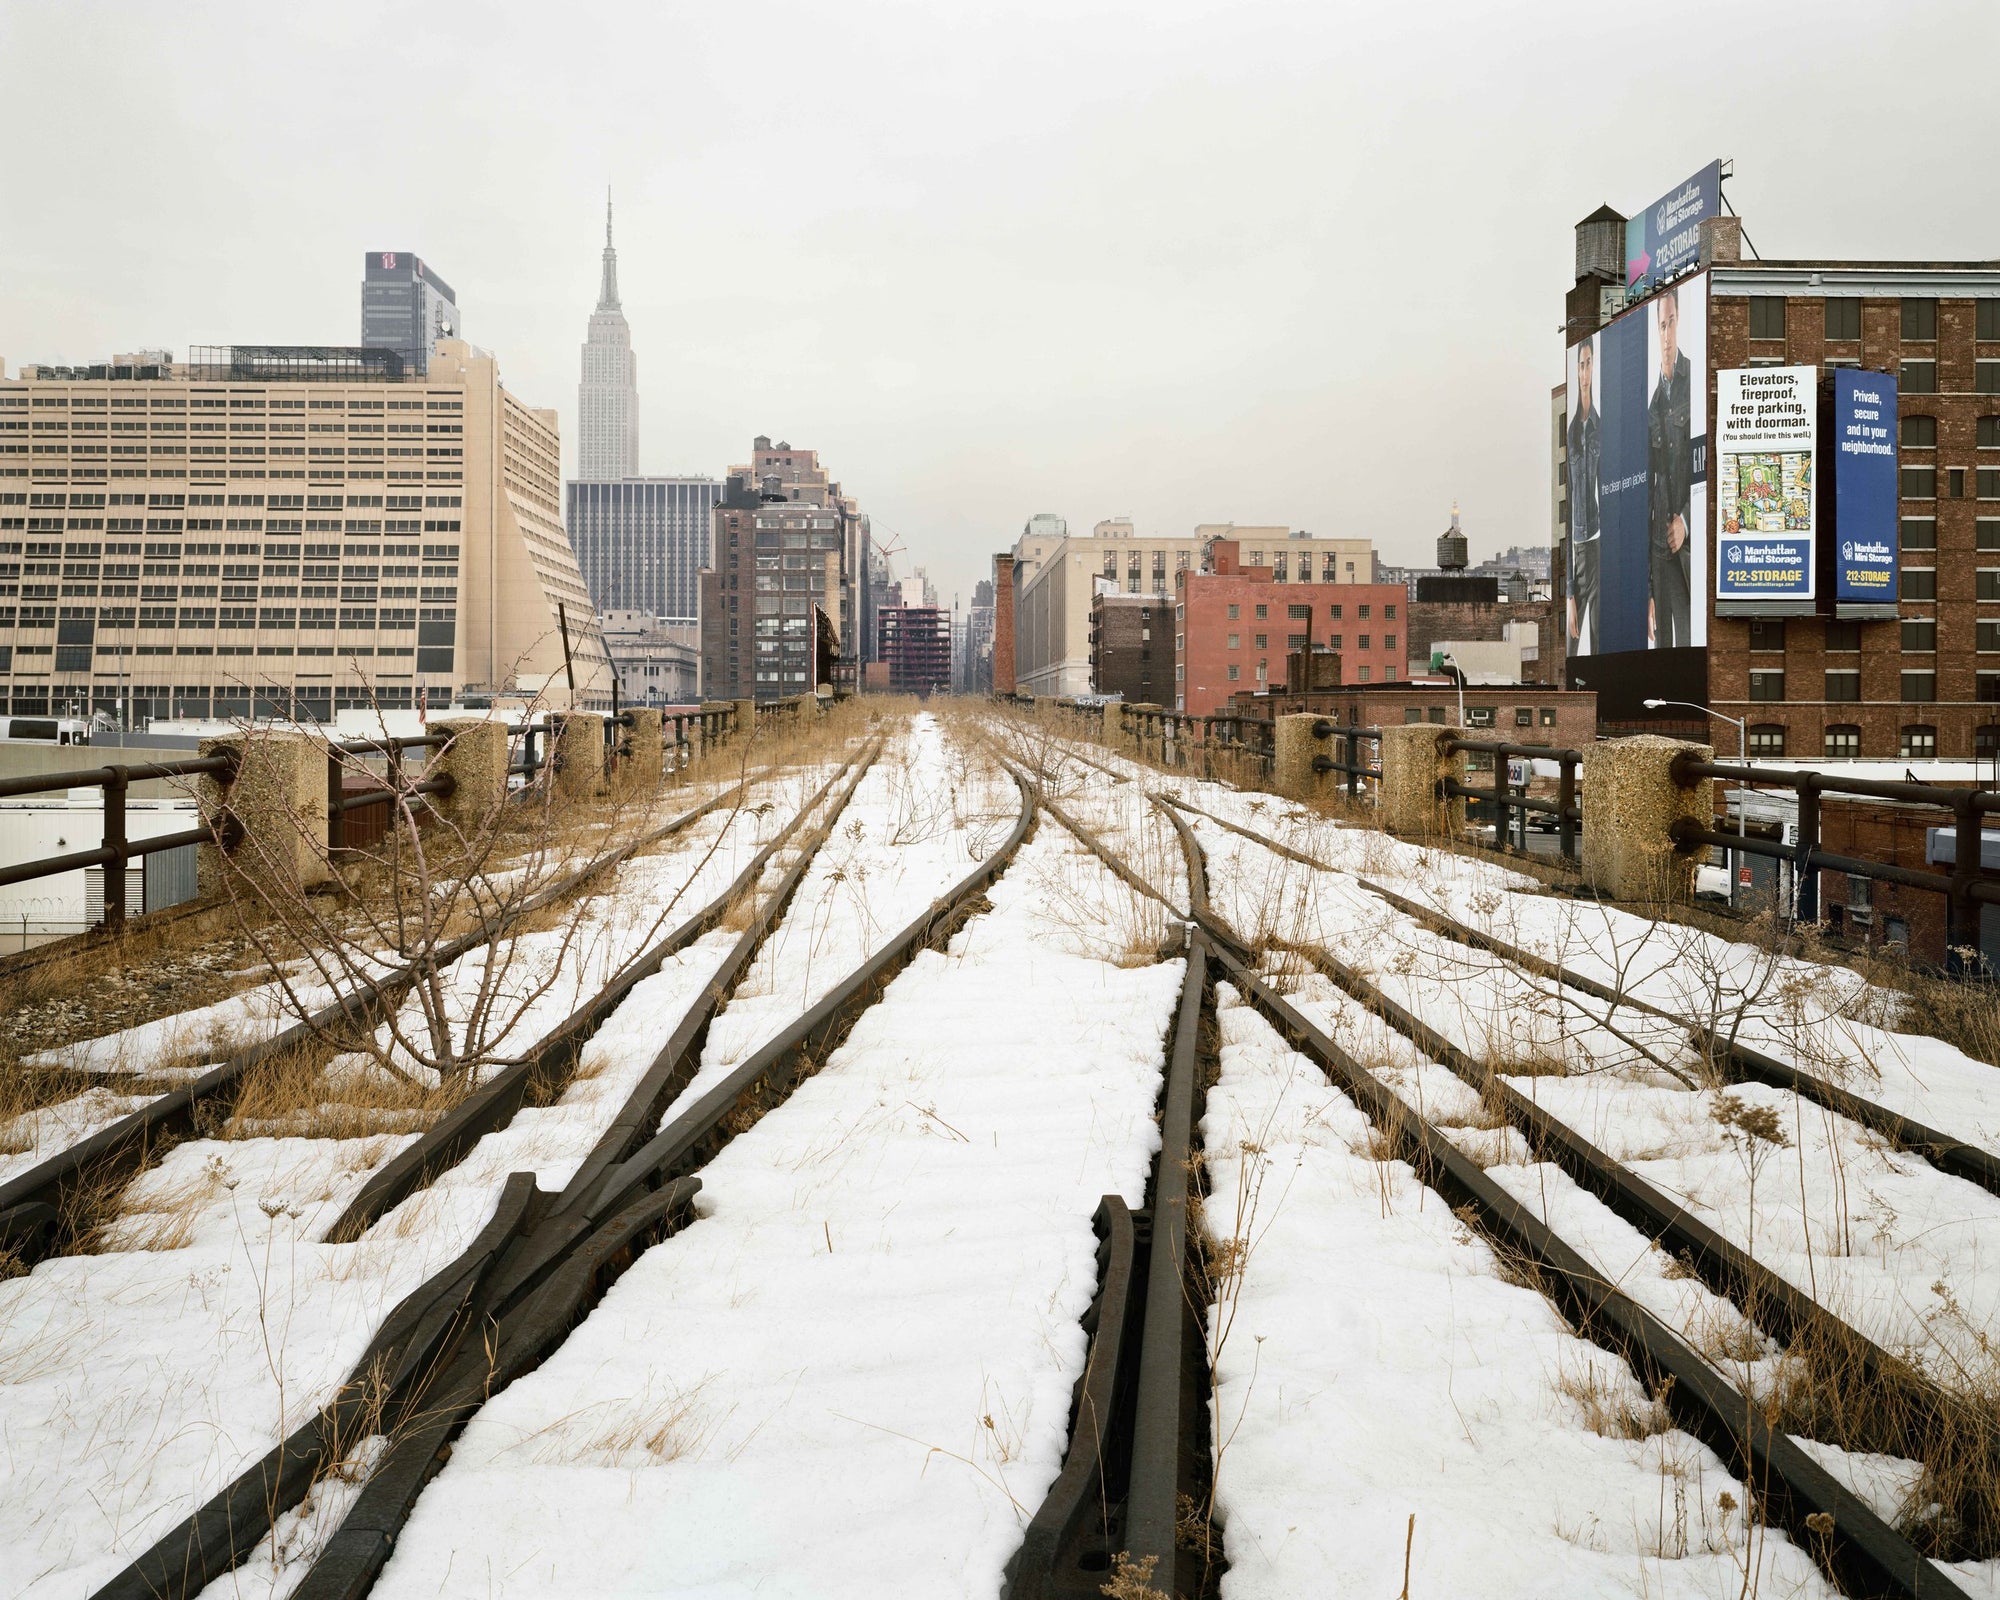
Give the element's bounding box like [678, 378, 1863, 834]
[5, 2, 1996, 611]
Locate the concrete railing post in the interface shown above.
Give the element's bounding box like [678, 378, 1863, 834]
[1581, 735, 1713, 904]
[196, 730, 330, 896]
[1272, 713, 1324, 802]
[1376, 723, 1466, 837]
[733, 698, 757, 743]
[620, 709, 666, 792]
[552, 712, 608, 802]
[428, 718, 509, 830]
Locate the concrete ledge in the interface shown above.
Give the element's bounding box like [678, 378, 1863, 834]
[1377, 722, 1465, 836]
[1581, 735, 1713, 903]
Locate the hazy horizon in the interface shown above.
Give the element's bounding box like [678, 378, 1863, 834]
[5, 0, 1995, 608]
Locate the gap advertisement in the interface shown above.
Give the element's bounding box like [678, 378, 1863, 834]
[1832, 368, 1900, 603]
[1566, 273, 1709, 659]
[1716, 366, 1816, 602]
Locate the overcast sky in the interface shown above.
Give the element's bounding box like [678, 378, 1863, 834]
[5, 1, 1995, 607]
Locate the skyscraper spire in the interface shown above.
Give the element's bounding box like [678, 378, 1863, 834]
[579, 189, 639, 480]
[597, 187, 621, 311]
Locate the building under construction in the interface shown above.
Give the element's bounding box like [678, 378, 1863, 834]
[876, 603, 949, 695]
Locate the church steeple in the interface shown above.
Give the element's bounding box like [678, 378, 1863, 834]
[597, 188, 621, 311]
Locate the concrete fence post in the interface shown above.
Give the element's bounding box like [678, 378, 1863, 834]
[196, 730, 330, 897]
[620, 709, 666, 792]
[732, 698, 757, 742]
[1272, 714, 1324, 802]
[427, 718, 509, 831]
[552, 712, 608, 802]
[1581, 735, 1713, 903]
[1376, 723, 1466, 837]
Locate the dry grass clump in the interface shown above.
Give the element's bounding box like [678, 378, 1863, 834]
[221, 1041, 458, 1142]
[1553, 1357, 1674, 1441]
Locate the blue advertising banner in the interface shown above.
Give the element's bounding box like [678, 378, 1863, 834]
[1626, 162, 1722, 297]
[1565, 274, 1709, 657]
[1716, 366, 1816, 603]
[1833, 369, 1900, 604]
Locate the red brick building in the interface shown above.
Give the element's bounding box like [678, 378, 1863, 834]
[1174, 541, 1405, 716]
[990, 552, 1016, 695]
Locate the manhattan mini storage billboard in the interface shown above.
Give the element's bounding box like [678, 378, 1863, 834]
[1626, 161, 1722, 298]
[1716, 365, 1817, 603]
[1830, 368, 1900, 605]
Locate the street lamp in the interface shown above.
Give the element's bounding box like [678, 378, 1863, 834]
[1439, 652, 1466, 728]
[1645, 697, 1749, 901]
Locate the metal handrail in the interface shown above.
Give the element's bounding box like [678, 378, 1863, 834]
[1306, 721, 1382, 799]
[1441, 736, 1583, 863]
[1668, 753, 2000, 961]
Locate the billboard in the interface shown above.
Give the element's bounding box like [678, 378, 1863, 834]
[1831, 369, 1900, 604]
[1626, 161, 1722, 297]
[1716, 366, 1816, 603]
[1566, 272, 1709, 659]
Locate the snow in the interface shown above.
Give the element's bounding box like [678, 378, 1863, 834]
[0, 767, 838, 1600]
[370, 819, 1185, 1599]
[1202, 982, 1835, 1598]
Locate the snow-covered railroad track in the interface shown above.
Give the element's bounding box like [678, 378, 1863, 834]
[0, 778, 762, 1265]
[1025, 775, 1971, 1599]
[1172, 793, 2000, 1204]
[69, 724, 1033, 1600]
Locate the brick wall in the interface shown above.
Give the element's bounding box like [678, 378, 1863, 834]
[1406, 597, 1563, 683]
[1175, 568, 1406, 716]
[1089, 594, 1169, 702]
[991, 553, 1016, 695]
[1708, 285, 2000, 760]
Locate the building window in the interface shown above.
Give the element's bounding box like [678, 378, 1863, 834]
[1952, 468, 1968, 499]
[1977, 362, 2000, 396]
[1900, 724, 1937, 758]
[1288, 604, 1311, 620]
[1901, 415, 1937, 447]
[1900, 670, 1937, 703]
[1227, 603, 1239, 620]
[1748, 724, 1786, 757]
[1901, 618, 1937, 652]
[1981, 520, 2000, 550]
[1981, 302, 2000, 340]
[1514, 707, 1533, 727]
[1901, 298, 1938, 340]
[1901, 466, 1937, 498]
[1979, 468, 2000, 500]
[1824, 619, 1862, 652]
[1329, 604, 1343, 619]
[1358, 604, 1372, 619]
[1902, 517, 1937, 550]
[1327, 634, 1342, 649]
[1826, 669, 1861, 702]
[1979, 672, 2000, 703]
[1748, 296, 1786, 340]
[1254, 633, 1268, 650]
[1384, 603, 1397, 619]
[1980, 621, 2000, 653]
[1977, 724, 2000, 757]
[1905, 568, 1937, 599]
[1227, 632, 1240, 649]
[1825, 724, 1861, 758]
[1405, 707, 1424, 724]
[1383, 633, 1397, 651]
[1256, 659, 1268, 682]
[1979, 569, 2000, 600]
[1901, 360, 1938, 395]
[1748, 617, 1786, 651]
[1226, 664, 1239, 681]
[1286, 633, 1307, 649]
[1980, 417, 2000, 449]
[1358, 634, 1371, 650]
[1748, 670, 1786, 702]
[1355, 665, 1369, 682]
[1540, 708, 1557, 726]
[1254, 604, 1268, 620]
[1824, 299, 1861, 341]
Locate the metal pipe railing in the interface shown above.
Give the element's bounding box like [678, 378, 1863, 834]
[1440, 737, 1584, 863]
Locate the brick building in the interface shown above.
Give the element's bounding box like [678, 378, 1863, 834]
[699, 437, 862, 701]
[876, 603, 949, 695]
[1247, 678, 1599, 753]
[1174, 540, 1403, 716]
[1088, 590, 1168, 703]
[1404, 575, 1564, 684]
[1560, 193, 2000, 759]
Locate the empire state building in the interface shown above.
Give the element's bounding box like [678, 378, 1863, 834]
[577, 194, 639, 480]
